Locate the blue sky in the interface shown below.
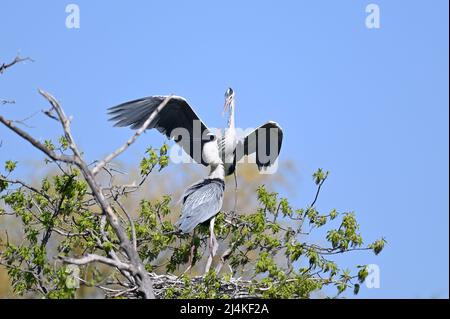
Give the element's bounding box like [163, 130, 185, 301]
[0, 1, 448, 298]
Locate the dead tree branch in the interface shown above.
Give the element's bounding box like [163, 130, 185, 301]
[0, 55, 33, 74]
[0, 115, 75, 164]
[60, 254, 133, 271]
[1, 100, 15, 105]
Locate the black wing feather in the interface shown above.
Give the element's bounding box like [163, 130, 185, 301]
[235, 121, 283, 170]
[108, 96, 211, 165]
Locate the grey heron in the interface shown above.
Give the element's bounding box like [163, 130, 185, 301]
[107, 88, 283, 272]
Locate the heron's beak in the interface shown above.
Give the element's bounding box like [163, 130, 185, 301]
[222, 96, 232, 116]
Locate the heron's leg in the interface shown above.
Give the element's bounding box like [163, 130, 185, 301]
[183, 230, 197, 275]
[204, 217, 218, 274]
[215, 248, 232, 274]
[210, 218, 218, 257]
[233, 170, 238, 213]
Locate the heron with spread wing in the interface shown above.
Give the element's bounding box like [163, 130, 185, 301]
[107, 88, 283, 272]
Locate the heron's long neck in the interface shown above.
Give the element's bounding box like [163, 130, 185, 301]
[209, 163, 225, 180]
[227, 101, 235, 129]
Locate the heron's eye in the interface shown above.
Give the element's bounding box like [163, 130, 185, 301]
[208, 135, 216, 142]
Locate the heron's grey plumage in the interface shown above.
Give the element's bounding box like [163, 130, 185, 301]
[176, 178, 225, 233]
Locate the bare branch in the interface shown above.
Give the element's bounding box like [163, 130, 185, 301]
[113, 196, 137, 251]
[38, 89, 80, 157]
[10, 110, 41, 128]
[60, 254, 133, 272]
[41, 108, 59, 121]
[0, 55, 33, 74]
[1, 176, 53, 202]
[92, 95, 173, 176]
[1, 100, 15, 105]
[0, 115, 75, 164]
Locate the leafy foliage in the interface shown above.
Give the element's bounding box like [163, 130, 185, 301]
[0, 146, 385, 298]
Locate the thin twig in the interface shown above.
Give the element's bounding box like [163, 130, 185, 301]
[0, 55, 34, 74]
[91, 95, 173, 175]
[1, 99, 15, 105]
[0, 115, 75, 164]
[113, 197, 137, 251]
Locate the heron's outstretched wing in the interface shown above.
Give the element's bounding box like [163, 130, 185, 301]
[108, 96, 212, 166]
[235, 121, 283, 170]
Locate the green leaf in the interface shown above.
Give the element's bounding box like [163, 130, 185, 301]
[330, 209, 338, 220]
[58, 136, 69, 150]
[0, 177, 8, 192]
[312, 168, 329, 185]
[44, 140, 55, 151]
[357, 265, 369, 283]
[5, 160, 17, 173]
[369, 238, 387, 255]
[353, 283, 360, 295]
